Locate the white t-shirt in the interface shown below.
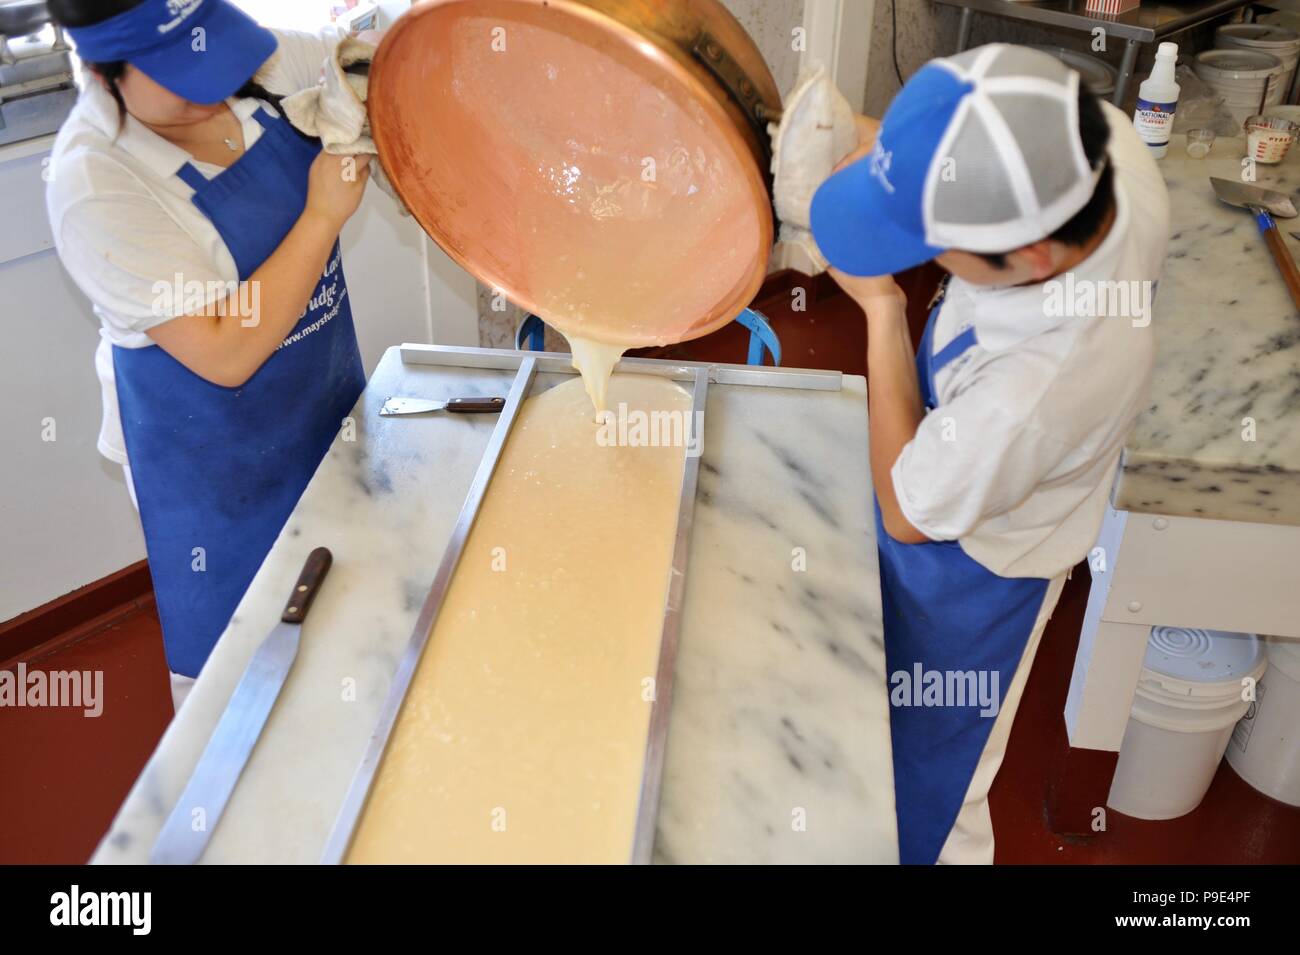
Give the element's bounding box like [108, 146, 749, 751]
[46, 28, 344, 465]
[890, 102, 1170, 579]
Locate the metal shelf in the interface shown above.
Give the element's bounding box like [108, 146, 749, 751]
[933, 0, 1257, 103]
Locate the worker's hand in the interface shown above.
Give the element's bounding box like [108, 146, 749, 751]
[828, 267, 907, 314]
[304, 152, 372, 230]
[834, 114, 882, 172]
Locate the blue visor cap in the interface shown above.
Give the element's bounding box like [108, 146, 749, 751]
[811, 63, 974, 277]
[68, 0, 277, 105]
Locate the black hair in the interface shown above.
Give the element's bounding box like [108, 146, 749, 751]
[976, 84, 1116, 269]
[49, 0, 295, 134]
[47, 0, 140, 26]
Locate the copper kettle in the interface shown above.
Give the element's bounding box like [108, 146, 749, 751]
[368, 0, 781, 348]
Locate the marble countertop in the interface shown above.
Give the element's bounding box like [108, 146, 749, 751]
[1115, 133, 1300, 525]
[92, 346, 897, 864]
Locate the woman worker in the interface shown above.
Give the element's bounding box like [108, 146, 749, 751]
[46, 0, 374, 707]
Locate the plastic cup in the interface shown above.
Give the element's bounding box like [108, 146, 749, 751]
[1186, 128, 1215, 158]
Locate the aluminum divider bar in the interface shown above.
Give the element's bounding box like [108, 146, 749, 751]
[320, 356, 538, 864]
[630, 366, 710, 864]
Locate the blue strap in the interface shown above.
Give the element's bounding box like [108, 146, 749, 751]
[516, 313, 546, 352]
[252, 107, 274, 130]
[930, 325, 977, 375]
[175, 162, 208, 192]
[734, 307, 781, 366]
[516, 309, 779, 362]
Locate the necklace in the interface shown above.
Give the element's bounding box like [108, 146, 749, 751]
[222, 108, 242, 152]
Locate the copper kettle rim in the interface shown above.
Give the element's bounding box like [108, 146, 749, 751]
[369, 0, 779, 348]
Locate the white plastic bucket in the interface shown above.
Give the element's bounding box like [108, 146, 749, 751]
[1194, 49, 1285, 125]
[1227, 636, 1300, 807]
[1217, 23, 1300, 104]
[1108, 627, 1267, 821]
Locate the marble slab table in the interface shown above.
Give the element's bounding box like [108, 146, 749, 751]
[91, 345, 898, 864]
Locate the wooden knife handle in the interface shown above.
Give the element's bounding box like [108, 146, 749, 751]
[281, 547, 333, 624]
[445, 396, 506, 413]
[1259, 212, 1300, 312]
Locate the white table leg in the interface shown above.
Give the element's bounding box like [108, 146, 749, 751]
[1064, 506, 1144, 751]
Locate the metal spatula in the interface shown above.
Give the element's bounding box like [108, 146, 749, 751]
[380, 396, 505, 416]
[1210, 177, 1300, 310]
[150, 548, 333, 865]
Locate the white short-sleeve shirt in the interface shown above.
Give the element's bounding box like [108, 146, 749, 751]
[890, 102, 1170, 579]
[46, 28, 344, 464]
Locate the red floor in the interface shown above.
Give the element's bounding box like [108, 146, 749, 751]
[0, 601, 172, 864]
[991, 566, 1300, 864]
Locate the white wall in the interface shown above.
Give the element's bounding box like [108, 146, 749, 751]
[1, 137, 146, 621]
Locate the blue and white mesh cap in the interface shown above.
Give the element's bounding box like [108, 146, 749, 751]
[811, 44, 1104, 277]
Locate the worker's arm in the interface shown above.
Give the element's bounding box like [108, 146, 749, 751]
[146, 154, 370, 388]
[829, 268, 930, 544]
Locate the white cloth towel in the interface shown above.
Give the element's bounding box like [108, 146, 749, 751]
[768, 63, 858, 274]
[281, 36, 409, 214]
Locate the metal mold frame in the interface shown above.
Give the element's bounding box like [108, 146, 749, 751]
[322, 346, 840, 864]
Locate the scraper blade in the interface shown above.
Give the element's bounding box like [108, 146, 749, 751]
[150, 548, 332, 864]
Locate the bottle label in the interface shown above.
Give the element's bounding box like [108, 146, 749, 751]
[1134, 98, 1177, 147]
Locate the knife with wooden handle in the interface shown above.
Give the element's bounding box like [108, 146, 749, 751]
[150, 548, 333, 865]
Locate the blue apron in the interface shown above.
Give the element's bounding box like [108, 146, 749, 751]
[113, 107, 365, 677]
[876, 285, 1050, 865]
